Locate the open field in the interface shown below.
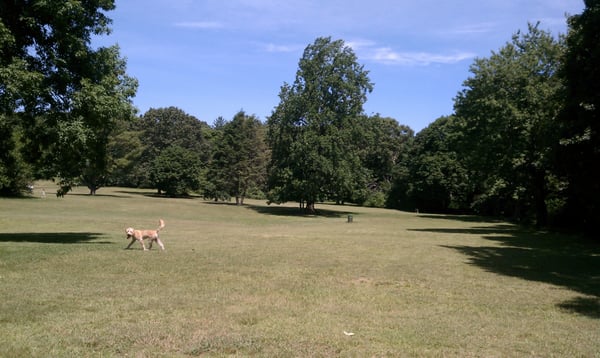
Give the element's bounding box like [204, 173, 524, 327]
[1, 184, 599, 357]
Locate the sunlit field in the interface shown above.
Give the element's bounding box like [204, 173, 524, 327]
[1, 183, 598, 357]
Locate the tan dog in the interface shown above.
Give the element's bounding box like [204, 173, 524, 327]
[125, 219, 165, 251]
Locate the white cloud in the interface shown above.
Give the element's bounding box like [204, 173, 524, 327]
[346, 40, 377, 51]
[371, 49, 475, 66]
[264, 43, 302, 53]
[174, 21, 224, 29]
[348, 40, 476, 66]
[448, 23, 497, 35]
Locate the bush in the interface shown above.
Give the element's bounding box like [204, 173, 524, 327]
[363, 191, 387, 208]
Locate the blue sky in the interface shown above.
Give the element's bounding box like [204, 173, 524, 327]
[96, 0, 584, 132]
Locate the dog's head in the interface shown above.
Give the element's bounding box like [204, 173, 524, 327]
[125, 227, 135, 238]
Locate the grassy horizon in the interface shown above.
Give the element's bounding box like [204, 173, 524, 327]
[0, 183, 598, 357]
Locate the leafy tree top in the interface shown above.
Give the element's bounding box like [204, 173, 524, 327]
[267, 37, 373, 210]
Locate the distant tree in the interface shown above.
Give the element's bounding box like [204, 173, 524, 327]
[454, 23, 564, 226]
[358, 114, 413, 206]
[558, 0, 600, 232]
[0, 115, 32, 196]
[150, 146, 201, 196]
[0, 0, 137, 195]
[105, 126, 145, 187]
[132, 107, 211, 187]
[267, 37, 373, 213]
[403, 116, 470, 213]
[208, 111, 268, 204]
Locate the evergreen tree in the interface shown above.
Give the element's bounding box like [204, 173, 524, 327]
[208, 111, 268, 205]
[559, 0, 600, 233]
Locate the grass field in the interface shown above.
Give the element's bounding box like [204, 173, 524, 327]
[1, 183, 599, 357]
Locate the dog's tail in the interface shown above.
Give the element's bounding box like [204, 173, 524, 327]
[157, 219, 165, 231]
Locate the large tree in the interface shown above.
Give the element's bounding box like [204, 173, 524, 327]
[403, 115, 471, 213]
[130, 107, 211, 188]
[151, 145, 201, 197]
[359, 115, 413, 185]
[0, 0, 137, 195]
[267, 37, 373, 212]
[207, 111, 268, 205]
[454, 23, 564, 226]
[559, 0, 600, 232]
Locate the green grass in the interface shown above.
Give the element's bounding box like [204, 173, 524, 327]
[1, 183, 599, 357]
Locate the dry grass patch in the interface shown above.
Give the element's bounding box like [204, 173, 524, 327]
[0, 184, 598, 356]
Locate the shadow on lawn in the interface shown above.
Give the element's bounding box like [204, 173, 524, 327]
[410, 218, 600, 319]
[243, 203, 355, 218]
[0, 232, 109, 244]
[114, 190, 199, 199]
[417, 214, 504, 224]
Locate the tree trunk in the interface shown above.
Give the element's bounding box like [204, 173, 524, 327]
[533, 169, 548, 228]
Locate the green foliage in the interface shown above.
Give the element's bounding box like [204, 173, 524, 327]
[454, 23, 564, 226]
[150, 146, 201, 196]
[130, 107, 211, 188]
[0, 0, 137, 195]
[362, 190, 387, 208]
[105, 128, 145, 187]
[400, 116, 471, 213]
[358, 114, 414, 190]
[267, 37, 373, 212]
[558, 0, 600, 232]
[0, 115, 32, 195]
[207, 111, 268, 204]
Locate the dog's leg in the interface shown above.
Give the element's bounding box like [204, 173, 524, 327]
[155, 237, 165, 250]
[125, 238, 136, 249]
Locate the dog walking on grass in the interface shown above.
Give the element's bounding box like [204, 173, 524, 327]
[125, 219, 165, 251]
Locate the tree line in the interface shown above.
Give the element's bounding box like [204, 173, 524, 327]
[1, 1, 598, 234]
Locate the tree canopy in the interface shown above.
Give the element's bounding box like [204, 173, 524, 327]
[130, 107, 211, 188]
[207, 111, 268, 204]
[0, 0, 137, 195]
[267, 37, 373, 212]
[559, 0, 600, 232]
[454, 23, 564, 226]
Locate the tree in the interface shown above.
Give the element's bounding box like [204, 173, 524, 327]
[358, 114, 413, 207]
[267, 37, 373, 213]
[105, 125, 145, 188]
[0, 0, 137, 195]
[131, 107, 211, 188]
[454, 23, 564, 226]
[207, 111, 268, 205]
[0, 115, 32, 196]
[559, 0, 600, 233]
[150, 146, 201, 197]
[402, 116, 470, 213]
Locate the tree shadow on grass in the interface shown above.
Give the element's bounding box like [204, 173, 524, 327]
[243, 203, 356, 218]
[113, 190, 200, 199]
[417, 213, 505, 223]
[0, 232, 110, 244]
[410, 220, 600, 319]
[69, 193, 132, 198]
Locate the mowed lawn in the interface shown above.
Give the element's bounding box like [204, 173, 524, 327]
[0, 184, 598, 357]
